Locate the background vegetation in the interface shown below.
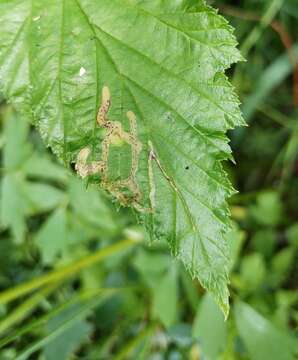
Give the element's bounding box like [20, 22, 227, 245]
[0, 0, 297, 358]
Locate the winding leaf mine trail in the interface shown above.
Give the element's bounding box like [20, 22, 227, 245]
[75, 86, 150, 212]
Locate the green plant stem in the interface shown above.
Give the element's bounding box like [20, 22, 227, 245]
[0, 288, 119, 348]
[233, 0, 284, 89]
[280, 131, 298, 188]
[113, 323, 156, 360]
[0, 238, 137, 306]
[14, 288, 117, 360]
[0, 283, 59, 336]
[240, 0, 284, 57]
[257, 105, 296, 129]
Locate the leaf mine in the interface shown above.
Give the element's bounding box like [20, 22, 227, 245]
[76, 86, 153, 213]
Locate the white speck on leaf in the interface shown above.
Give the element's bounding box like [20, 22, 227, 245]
[33, 16, 40, 21]
[79, 67, 86, 77]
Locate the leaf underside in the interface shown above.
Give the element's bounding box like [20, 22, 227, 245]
[0, 0, 244, 316]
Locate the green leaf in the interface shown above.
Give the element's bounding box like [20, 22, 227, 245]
[273, 290, 298, 331]
[133, 249, 178, 327]
[251, 229, 276, 259]
[226, 222, 245, 272]
[286, 223, 298, 248]
[68, 177, 117, 234]
[34, 179, 119, 265]
[34, 207, 68, 264]
[250, 191, 283, 227]
[2, 108, 31, 170]
[152, 263, 178, 328]
[24, 153, 69, 183]
[0, 0, 244, 314]
[15, 290, 111, 360]
[192, 294, 227, 360]
[0, 174, 27, 244]
[239, 253, 266, 293]
[44, 306, 92, 360]
[23, 182, 64, 214]
[269, 248, 295, 287]
[234, 302, 297, 360]
[0, 110, 64, 242]
[180, 267, 200, 312]
[45, 320, 91, 360]
[133, 249, 171, 285]
[0, 109, 29, 243]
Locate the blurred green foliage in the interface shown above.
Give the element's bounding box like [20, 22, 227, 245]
[0, 0, 298, 359]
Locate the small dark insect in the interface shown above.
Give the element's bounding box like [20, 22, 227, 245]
[185, 166, 189, 170]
